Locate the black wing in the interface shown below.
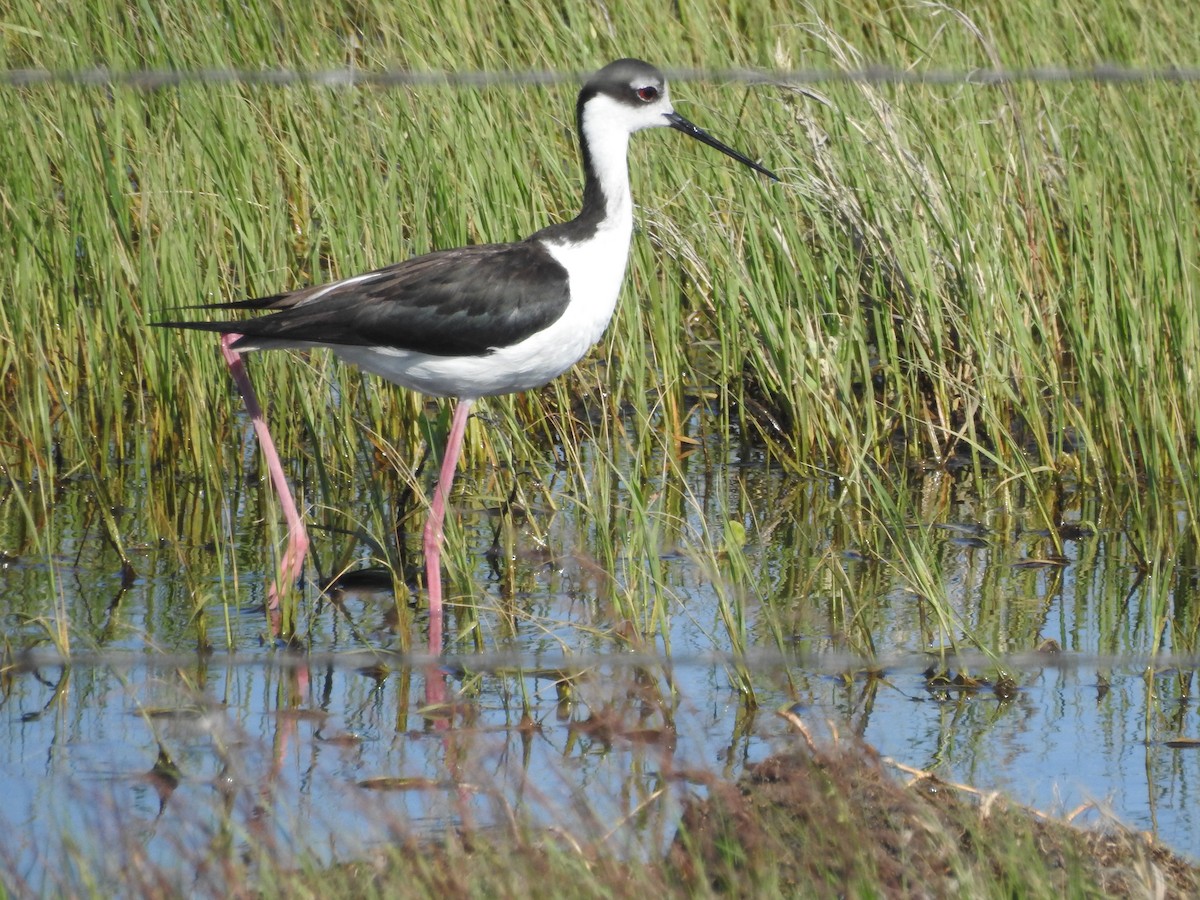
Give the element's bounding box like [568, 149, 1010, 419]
[158, 240, 571, 358]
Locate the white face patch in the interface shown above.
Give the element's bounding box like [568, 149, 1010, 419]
[628, 77, 666, 94]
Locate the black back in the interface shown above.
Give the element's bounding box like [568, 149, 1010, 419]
[164, 240, 572, 357]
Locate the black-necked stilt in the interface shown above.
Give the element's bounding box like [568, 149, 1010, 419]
[159, 58, 776, 656]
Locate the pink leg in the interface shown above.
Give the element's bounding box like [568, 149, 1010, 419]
[220, 334, 310, 615]
[423, 398, 474, 657]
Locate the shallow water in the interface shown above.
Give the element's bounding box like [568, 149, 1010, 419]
[2, 422, 1199, 891]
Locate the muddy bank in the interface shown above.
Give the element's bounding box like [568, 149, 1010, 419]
[317, 733, 1199, 899]
[667, 735, 1197, 898]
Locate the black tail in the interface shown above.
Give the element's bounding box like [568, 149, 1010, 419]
[152, 291, 294, 333]
[152, 318, 244, 334]
[190, 292, 293, 311]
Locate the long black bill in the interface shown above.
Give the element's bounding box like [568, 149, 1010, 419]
[666, 111, 778, 181]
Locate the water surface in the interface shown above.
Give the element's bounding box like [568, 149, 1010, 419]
[3, 423, 1198, 891]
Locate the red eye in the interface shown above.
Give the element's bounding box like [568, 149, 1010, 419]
[637, 86, 659, 102]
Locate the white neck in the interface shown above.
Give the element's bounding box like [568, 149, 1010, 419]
[579, 96, 635, 230]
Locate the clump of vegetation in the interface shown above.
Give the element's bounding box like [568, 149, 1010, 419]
[667, 738, 1198, 898]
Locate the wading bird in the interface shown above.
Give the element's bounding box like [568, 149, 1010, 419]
[160, 58, 776, 657]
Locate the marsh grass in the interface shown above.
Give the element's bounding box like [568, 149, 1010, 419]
[1, 2, 1198, 666]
